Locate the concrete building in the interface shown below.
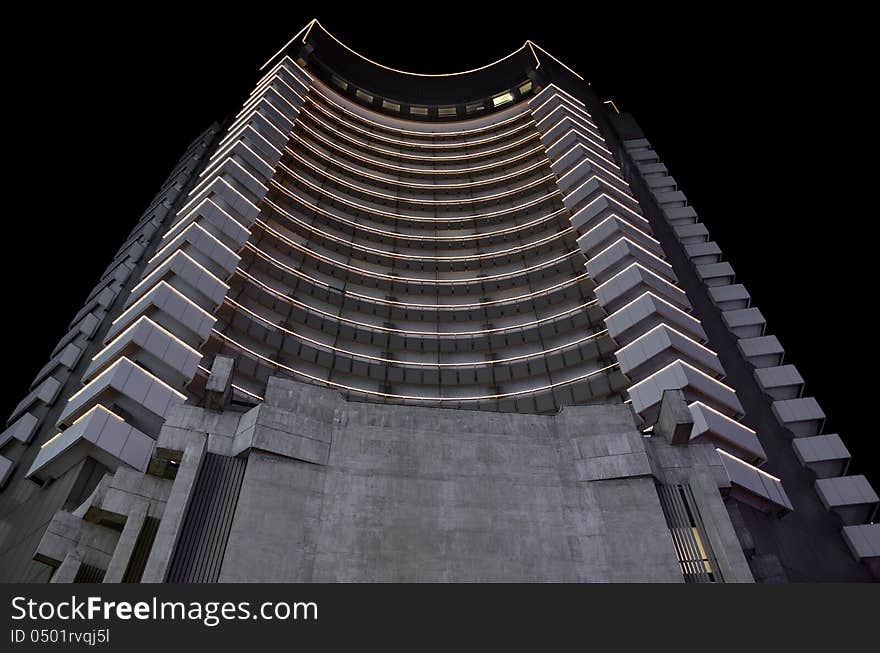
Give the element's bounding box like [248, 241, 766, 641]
[1, 20, 876, 582]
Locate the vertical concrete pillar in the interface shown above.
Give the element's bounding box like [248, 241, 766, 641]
[50, 551, 82, 584]
[141, 438, 206, 582]
[103, 502, 149, 583]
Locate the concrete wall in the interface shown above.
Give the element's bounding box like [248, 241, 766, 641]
[218, 377, 685, 582]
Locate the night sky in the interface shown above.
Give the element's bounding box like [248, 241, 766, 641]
[6, 7, 875, 483]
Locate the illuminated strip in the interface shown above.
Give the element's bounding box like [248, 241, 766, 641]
[270, 174, 560, 223]
[288, 133, 546, 176]
[222, 96, 297, 150]
[40, 405, 127, 449]
[263, 194, 568, 243]
[533, 98, 601, 133]
[716, 449, 783, 481]
[309, 82, 530, 137]
[236, 72, 307, 121]
[557, 174, 639, 217]
[236, 265, 592, 314]
[533, 83, 588, 109]
[287, 141, 549, 189]
[235, 270, 598, 335]
[235, 78, 303, 126]
[161, 195, 250, 247]
[539, 115, 610, 159]
[626, 359, 738, 399]
[211, 328, 620, 402]
[606, 291, 702, 329]
[186, 155, 267, 201]
[544, 126, 620, 172]
[199, 139, 279, 182]
[276, 159, 555, 206]
[528, 41, 585, 81]
[615, 323, 719, 360]
[256, 210, 573, 262]
[225, 296, 608, 367]
[260, 19, 317, 71]
[209, 123, 283, 169]
[593, 262, 679, 296]
[218, 101, 290, 153]
[309, 20, 528, 78]
[554, 144, 630, 189]
[93, 315, 202, 365]
[585, 237, 672, 274]
[129, 248, 230, 300]
[298, 114, 539, 162]
[176, 173, 259, 223]
[574, 191, 650, 226]
[305, 95, 535, 149]
[581, 215, 661, 249]
[150, 221, 239, 270]
[65, 356, 188, 407]
[245, 234, 581, 285]
[110, 280, 215, 330]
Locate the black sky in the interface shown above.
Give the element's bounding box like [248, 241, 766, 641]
[5, 6, 875, 482]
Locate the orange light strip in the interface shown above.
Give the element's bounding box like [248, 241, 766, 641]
[263, 193, 568, 243]
[276, 159, 555, 207]
[211, 327, 620, 402]
[305, 95, 535, 149]
[234, 276, 598, 336]
[236, 264, 592, 314]
[246, 225, 580, 284]
[224, 295, 607, 368]
[268, 171, 560, 223]
[256, 206, 573, 262]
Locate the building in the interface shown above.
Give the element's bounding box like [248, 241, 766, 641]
[0, 20, 876, 582]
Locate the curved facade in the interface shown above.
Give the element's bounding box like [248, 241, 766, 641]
[197, 72, 626, 412]
[1, 21, 876, 583]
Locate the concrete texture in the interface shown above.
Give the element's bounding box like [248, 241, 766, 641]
[216, 377, 689, 582]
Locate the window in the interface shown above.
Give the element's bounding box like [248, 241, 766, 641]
[465, 102, 484, 114]
[355, 89, 373, 103]
[409, 106, 428, 116]
[656, 484, 721, 583]
[518, 80, 533, 95]
[438, 106, 457, 117]
[330, 74, 348, 91]
[382, 99, 400, 112]
[492, 92, 514, 107]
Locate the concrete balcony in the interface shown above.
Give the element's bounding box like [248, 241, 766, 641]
[696, 262, 736, 288]
[718, 449, 792, 515]
[792, 434, 850, 478]
[708, 284, 750, 311]
[814, 476, 879, 525]
[595, 264, 691, 315]
[628, 360, 743, 423]
[604, 292, 706, 346]
[737, 335, 784, 368]
[689, 401, 766, 465]
[722, 307, 766, 339]
[754, 365, 804, 401]
[58, 357, 185, 435]
[772, 397, 825, 438]
[27, 406, 154, 484]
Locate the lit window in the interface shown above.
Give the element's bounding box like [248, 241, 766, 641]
[438, 107, 457, 117]
[331, 75, 348, 91]
[382, 99, 400, 112]
[355, 89, 373, 103]
[409, 106, 428, 116]
[465, 102, 483, 114]
[518, 80, 533, 95]
[492, 92, 514, 107]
